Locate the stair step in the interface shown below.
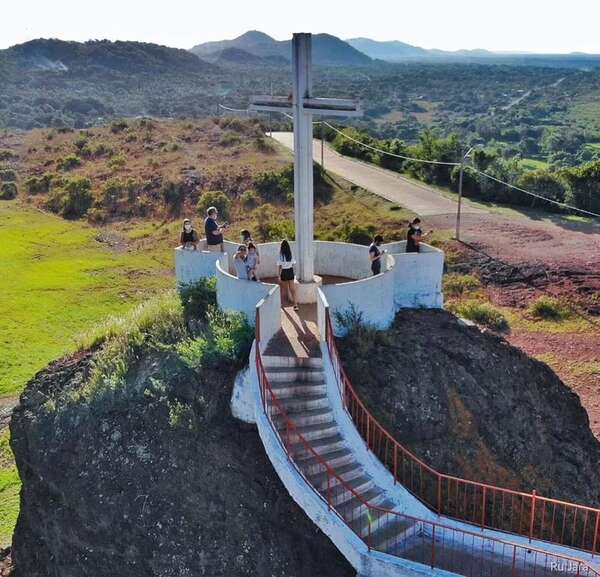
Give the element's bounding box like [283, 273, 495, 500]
[297, 448, 354, 475]
[324, 474, 374, 506]
[269, 381, 326, 398]
[262, 355, 323, 368]
[265, 367, 324, 383]
[369, 516, 417, 554]
[348, 498, 397, 538]
[278, 420, 338, 442]
[308, 461, 363, 491]
[273, 406, 333, 428]
[278, 392, 329, 412]
[289, 432, 345, 460]
[334, 486, 386, 515]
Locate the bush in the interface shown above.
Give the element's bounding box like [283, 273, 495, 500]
[25, 172, 55, 194]
[46, 177, 93, 218]
[335, 219, 375, 245]
[0, 181, 17, 200]
[0, 168, 17, 182]
[110, 120, 129, 133]
[529, 296, 572, 321]
[178, 277, 217, 322]
[107, 153, 127, 170]
[254, 166, 293, 203]
[176, 308, 253, 370]
[219, 132, 242, 147]
[254, 135, 274, 153]
[57, 154, 82, 171]
[254, 203, 294, 241]
[240, 189, 259, 208]
[443, 273, 481, 298]
[0, 149, 16, 161]
[455, 301, 509, 331]
[197, 190, 231, 220]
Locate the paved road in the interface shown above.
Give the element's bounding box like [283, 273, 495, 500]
[272, 132, 484, 217]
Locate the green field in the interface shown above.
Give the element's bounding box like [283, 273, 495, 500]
[0, 201, 174, 398]
[520, 157, 549, 171]
[0, 200, 177, 546]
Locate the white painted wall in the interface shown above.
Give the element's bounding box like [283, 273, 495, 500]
[316, 288, 329, 343]
[175, 244, 226, 285]
[322, 257, 396, 336]
[382, 242, 444, 309]
[314, 240, 374, 280]
[256, 285, 282, 353]
[215, 260, 277, 327]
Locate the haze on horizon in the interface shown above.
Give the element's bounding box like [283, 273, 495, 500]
[3, 0, 600, 54]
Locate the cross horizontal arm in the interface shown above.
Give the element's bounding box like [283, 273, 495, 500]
[303, 97, 362, 117]
[249, 95, 293, 114]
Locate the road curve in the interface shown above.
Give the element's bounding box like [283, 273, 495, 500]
[271, 132, 485, 217]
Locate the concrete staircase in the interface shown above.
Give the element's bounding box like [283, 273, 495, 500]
[261, 354, 416, 553]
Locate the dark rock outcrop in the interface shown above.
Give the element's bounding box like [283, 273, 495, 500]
[10, 350, 353, 577]
[338, 309, 600, 504]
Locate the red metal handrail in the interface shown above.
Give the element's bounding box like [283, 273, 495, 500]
[254, 308, 600, 576]
[324, 308, 600, 556]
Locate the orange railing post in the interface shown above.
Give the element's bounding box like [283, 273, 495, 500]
[481, 486, 487, 529]
[431, 525, 436, 569]
[437, 475, 442, 515]
[511, 545, 517, 577]
[530, 490, 536, 543]
[327, 469, 332, 511]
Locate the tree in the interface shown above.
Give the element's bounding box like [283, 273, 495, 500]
[561, 160, 600, 213]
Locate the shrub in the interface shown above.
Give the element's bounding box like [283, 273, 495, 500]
[254, 135, 274, 153]
[197, 190, 231, 220]
[25, 172, 55, 194]
[178, 277, 217, 322]
[240, 189, 259, 208]
[335, 219, 375, 245]
[455, 301, 509, 331]
[107, 153, 127, 170]
[254, 203, 295, 241]
[529, 296, 572, 321]
[110, 120, 129, 133]
[0, 181, 17, 200]
[220, 132, 242, 147]
[443, 273, 481, 298]
[0, 168, 16, 182]
[57, 154, 82, 171]
[90, 142, 113, 157]
[176, 308, 253, 370]
[46, 177, 93, 218]
[254, 166, 293, 203]
[0, 149, 16, 161]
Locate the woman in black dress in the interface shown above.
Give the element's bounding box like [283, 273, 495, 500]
[277, 240, 298, 310]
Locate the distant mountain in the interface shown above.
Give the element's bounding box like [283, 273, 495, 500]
[191, 30, 372, 66]
[206, 47, 288, 67]
[6, 38, 215, 75]
[346, 37, 494, 61]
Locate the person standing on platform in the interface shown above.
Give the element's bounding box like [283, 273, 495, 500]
[278, 240, 298, 310]
[369, 235, 386, 276]
[233, 245, 249, 279]
[179, 219, 199, 250]
[204, 207, 227, 252]
[406, 218, 431, 253]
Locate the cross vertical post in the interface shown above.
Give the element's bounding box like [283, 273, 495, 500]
[249, 33, 361, 301]
[293, 33, 314, 284]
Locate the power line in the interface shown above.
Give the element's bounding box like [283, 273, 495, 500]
[218, 103, 249, 114]
[472, 168, 600, 219]
[321, 121, 461, 167]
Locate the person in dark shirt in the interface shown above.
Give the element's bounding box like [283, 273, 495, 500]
[406, 218, 431, 253]
[179, 218, 199, 250]
[368, 234, 386, 275]
[204, 206, 227, 252]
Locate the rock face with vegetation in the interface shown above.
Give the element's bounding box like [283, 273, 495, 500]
[337, 309, 600, 505]
[10, 284, 353, 577]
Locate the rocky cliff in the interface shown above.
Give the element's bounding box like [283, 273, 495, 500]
[10, 344, 353, 577]
[338, 309, 600, 504]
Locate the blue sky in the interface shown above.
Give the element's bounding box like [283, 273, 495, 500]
[3, 0, 599, 53]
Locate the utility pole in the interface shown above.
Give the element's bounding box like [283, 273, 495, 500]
[456, 146, 474, 242]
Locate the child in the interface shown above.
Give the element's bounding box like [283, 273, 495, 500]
[246, 242, 260, 281]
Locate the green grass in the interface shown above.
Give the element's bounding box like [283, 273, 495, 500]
[452, 300, 509, 331]
[0, 429, 18, 547]
[0, 201, 173, 397]
[520, 158, 549, 171]
[528, 296, 572, 321]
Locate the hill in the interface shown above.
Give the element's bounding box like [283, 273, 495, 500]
[190, 30, 371, 66]
[0, 39, 219, 129]
[210, 47, 288, 67]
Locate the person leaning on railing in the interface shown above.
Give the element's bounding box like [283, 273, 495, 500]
[179, 218, 199, 250]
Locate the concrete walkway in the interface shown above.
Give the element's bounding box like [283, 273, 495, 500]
[272, 132, 485, 217]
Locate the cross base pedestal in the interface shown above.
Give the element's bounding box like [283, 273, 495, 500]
[294, 275, 323, 304]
